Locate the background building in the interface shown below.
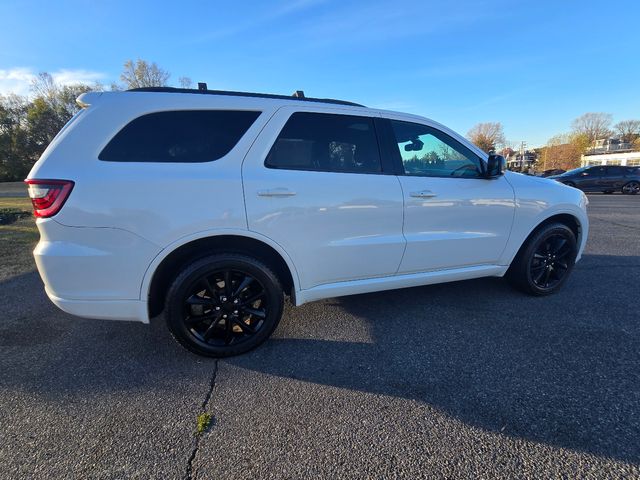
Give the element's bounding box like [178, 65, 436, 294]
[506, 151, 537, 172]
[581, 137, 640, 167]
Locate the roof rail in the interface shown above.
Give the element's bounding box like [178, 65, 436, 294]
[126, 87, 365, 107]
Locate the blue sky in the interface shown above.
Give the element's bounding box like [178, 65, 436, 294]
[1, 0, 638, 147]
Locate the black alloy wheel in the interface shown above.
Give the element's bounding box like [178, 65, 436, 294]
[528, 233, 573, 290]
[165, 254, 284, 357]
[622, 181, 640, 195]
[507, 223, 577, 296]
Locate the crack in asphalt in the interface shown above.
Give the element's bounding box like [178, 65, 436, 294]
[184, 360, 219, 480]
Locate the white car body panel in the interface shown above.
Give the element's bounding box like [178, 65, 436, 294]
[296, 264, 507, 305]
[242, 105, 406, 289]
[499, 172, 589, 264]
[26, 91, 589, 324]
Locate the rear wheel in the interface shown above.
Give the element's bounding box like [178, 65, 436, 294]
[622, 181, 640, 195]
[507, 223, 577, 296]
[165, 254, 284, 357]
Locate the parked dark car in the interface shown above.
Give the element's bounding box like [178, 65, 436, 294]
[549, 165, 640, 194]
[540, 168, 566, 177]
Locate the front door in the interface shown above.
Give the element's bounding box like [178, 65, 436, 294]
[576, 166, 605, 191]
[381, 118, 516, 273]
[242, 107, 406, 290]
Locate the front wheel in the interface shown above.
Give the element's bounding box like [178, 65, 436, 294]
[165, 254, 284, 357]
[622, 181, 640, 195]
[507, 223, 577, 296]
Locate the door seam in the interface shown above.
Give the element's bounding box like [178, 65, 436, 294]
[394, 175, 409, 275]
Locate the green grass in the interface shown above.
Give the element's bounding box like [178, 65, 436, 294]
[195, 412, 212, 435]
[0, 197, 38, 281]
[0, 196, 32, 211]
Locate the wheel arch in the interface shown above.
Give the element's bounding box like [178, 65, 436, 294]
[142, 230, 300, 320]
[622, 180, 640, 194]
[508, 212, 584, 267]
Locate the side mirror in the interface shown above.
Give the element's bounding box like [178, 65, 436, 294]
[486, 154, 505, 178]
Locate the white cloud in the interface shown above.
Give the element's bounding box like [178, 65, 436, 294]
[50, 69, 104, 87]
[0, 67, 105, 97]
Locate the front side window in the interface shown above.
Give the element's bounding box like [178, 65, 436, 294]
[265, 112, 382, 174]
[389, 120, 482, 178]
[585, 167, 605, 176]
[99, 110, 261, 162]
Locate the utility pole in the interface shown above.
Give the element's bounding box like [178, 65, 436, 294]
[520, 141, 527, 172]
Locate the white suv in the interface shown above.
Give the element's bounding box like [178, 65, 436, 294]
[26, 87, 589, 357]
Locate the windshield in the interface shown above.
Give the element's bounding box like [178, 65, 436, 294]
[562, 166, 588, 176]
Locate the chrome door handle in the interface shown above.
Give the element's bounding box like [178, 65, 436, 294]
[410, 190, 437, 198]
[257, 188, 297, 197]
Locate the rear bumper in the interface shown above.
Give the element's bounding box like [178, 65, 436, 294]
[34, 218, 160, 323]
[47, 289, 149, 323]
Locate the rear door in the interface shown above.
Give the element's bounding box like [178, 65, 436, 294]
[597, 166, 626, 190]
[242, 106, 405, 290]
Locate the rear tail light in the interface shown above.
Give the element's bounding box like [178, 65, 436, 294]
[24, 179, 74, 218]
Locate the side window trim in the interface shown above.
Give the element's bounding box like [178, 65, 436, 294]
[380, 117, 486, 179]
[375, 118, 405, 176]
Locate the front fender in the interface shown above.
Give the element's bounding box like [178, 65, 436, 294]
[500, 173, 589, 266]
[500, 204, 589, 265]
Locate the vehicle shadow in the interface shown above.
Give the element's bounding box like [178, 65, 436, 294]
[226, 253, 640, 464]
[1, 254, 638, 465]
[0, 271, 215, 399]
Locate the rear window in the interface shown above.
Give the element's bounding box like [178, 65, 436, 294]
[265, 112, 382, 174]
[99, 110, 261, 162]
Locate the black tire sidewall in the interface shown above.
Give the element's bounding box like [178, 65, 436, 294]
[165, 254, 284, 357]
[509, 223, 577, 296]
[622, 182, 639, 195]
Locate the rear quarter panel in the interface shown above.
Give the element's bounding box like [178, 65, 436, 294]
[28, 93, 278, 247]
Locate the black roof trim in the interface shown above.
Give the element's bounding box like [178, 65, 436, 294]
[126, 87, 365, 107]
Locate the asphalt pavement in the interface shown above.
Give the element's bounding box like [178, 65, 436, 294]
[1, 194, 639, 479]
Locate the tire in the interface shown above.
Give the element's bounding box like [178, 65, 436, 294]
[507, 223, 577, 296]
[622, 181, 640, 195]
[165, 253, 284, 357]
[563, 181, 576, 188]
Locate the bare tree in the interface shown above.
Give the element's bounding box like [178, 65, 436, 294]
[178, 76, 193, 89]
[614, 119, 640, 143]
[466, 122, 505, 153]
[30, 72, 57, 100]
[570, 113, 612, 145]
[120, 59, 170, 89]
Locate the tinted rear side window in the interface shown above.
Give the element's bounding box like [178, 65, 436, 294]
[99, 110, 260, 162]
[265, 112, 382, 174]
